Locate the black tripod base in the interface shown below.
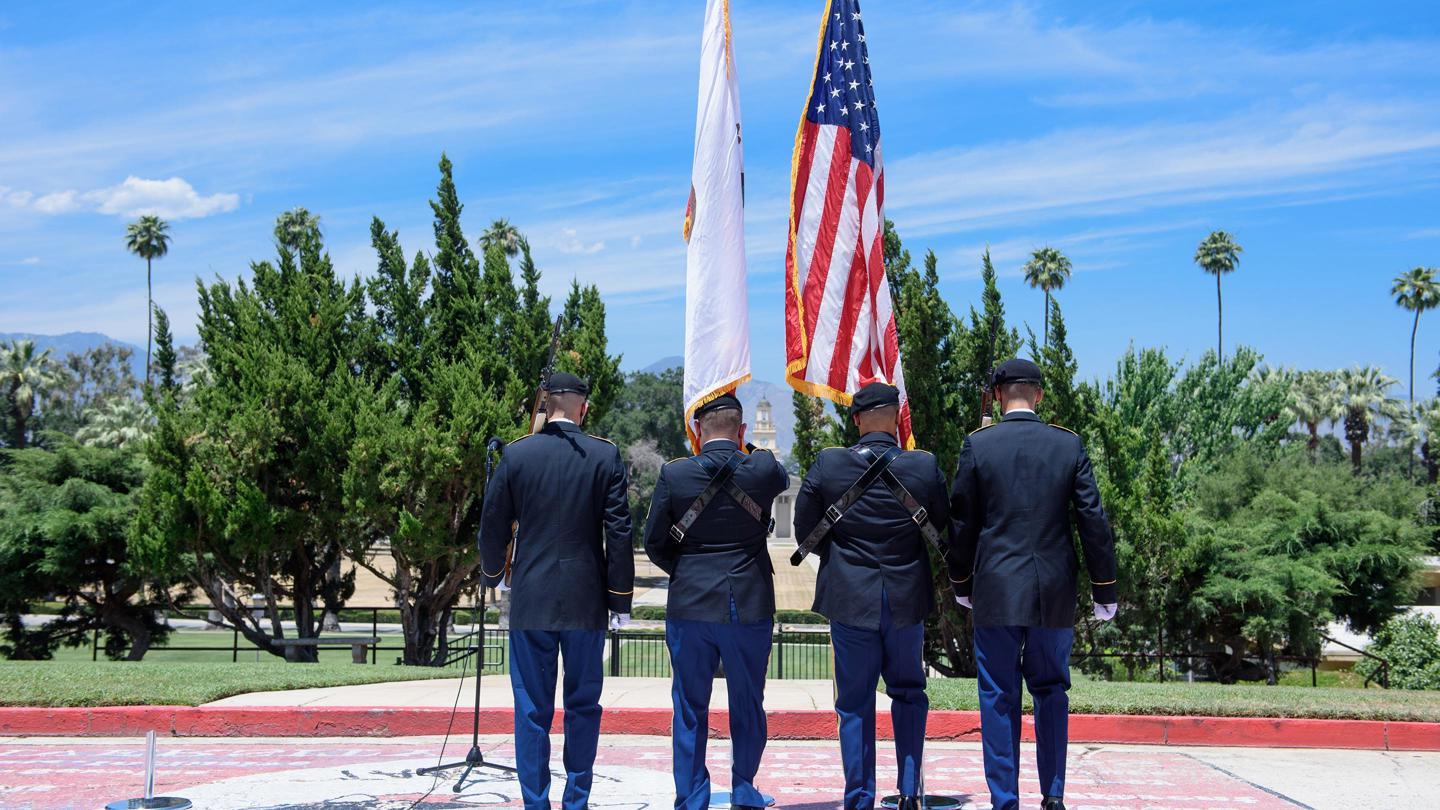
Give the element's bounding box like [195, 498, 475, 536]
[417, 744, 518, 792]
[879, 796, 963, 809]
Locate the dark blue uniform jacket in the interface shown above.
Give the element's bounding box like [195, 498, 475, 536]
[947, 410, 1117, 629]
[793, 431, 950, 630]
[478, 420, 635, 631]
[643, 440, 789, 624]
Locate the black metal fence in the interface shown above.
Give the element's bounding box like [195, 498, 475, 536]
[80, 603, 1390, 688]
[448, 626, 835, 680]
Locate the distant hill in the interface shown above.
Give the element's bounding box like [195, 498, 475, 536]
[0, 332, 147, 379]
[640, 355, 683, 374]
[633, 356, 797, 456]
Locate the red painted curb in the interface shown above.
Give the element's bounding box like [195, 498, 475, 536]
[1, 707, 1436, 750]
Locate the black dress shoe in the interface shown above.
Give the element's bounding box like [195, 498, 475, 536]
[896, 797, 921, 810]
[1041, 798, 1066, 810]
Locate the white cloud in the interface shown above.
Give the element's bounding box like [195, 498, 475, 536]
[884, 99, 1440, 237]
[876, 6, 1440, 107]
[3, 176, 239, 219]
[87, 176, 239, 219]
[555, 228, 605, 255]
[0, 186, 34, 208]
[33, 190, 80, 214]
[18, 256, 40, 265]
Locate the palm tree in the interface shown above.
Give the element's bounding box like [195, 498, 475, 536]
[1022, 246, 1072, 344]
[1337, 365, 1399, 475]
[1391, 266, 1440, 408]
[125, 215, 172, 387]
[480, 218, 522, 258]
[1194, 230, 1242, 360]
[274, 207, 322, 251]
[1, 339, 62, 448]
[1287, 370, 1342, 459]
[75, 397, 153, 449]
[1416, 399, 1440, 483]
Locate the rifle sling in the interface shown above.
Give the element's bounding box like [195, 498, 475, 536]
[790, 445, 944, 566]
[668, 450, 766, 543]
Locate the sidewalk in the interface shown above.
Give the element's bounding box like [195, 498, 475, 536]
[204, 676, 846, 710]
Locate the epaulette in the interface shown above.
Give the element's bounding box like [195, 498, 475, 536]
[587, 434, 615, 445]
[508, 433, 535, 444]
[970, 423, 997, 434]
[1049, 424, 1078, 436]
[664, 456, 692, 465]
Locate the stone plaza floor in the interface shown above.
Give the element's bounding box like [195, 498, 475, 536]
[3, 734, 1436, 809]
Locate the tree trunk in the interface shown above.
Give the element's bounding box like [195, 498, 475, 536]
[192, 571, 287, 659]
[1346, 413, 1365, 475]
[1216, 273, 1224, 362]
[1410, 310, 1420, 479]
[321, 557, 342, 632]
[146, 257, 153, 388]
[1306, 422, 1320, 461]
[1043, 290, 1050, 348]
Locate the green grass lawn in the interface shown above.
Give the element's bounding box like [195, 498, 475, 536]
[926, 674, 1440, 722]
[0, 660, 460, 708]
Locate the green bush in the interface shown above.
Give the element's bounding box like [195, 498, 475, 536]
[1357, 613, 1440, 690]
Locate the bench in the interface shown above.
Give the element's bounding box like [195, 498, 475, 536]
[271, 636, 381, 663]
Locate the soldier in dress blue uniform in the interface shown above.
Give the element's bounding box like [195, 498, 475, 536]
[793, 382, 950, 810]
[947, 359, 1118, 810]
[478, 372, 635, 810]
[643, 393, 790, 810]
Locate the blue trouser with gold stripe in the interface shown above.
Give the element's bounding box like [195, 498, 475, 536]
[666, 598, 773, 810]
[830, 591, 928, 810]
[974, 625, 1074, 810]
[509, 628, 606, 810]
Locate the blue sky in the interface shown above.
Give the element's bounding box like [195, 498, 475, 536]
[2, 1, 1438, 390]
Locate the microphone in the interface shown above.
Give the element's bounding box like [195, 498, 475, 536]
[486, 437, 506, 452]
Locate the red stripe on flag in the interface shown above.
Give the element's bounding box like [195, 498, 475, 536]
[790, 121, 820, 257]
[785, 121, 822, 369]
[826, 160, 874, 391]
[802, 128, 853, 346]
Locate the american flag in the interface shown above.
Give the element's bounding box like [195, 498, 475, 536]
[784, 0, 913, 447]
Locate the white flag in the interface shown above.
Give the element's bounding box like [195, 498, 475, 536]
[683, 0, 750, 449]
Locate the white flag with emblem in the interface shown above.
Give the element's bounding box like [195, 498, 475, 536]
[682, 0, 751, 450]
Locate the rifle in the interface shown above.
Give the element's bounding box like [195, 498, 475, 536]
[977, 314, 1001, 429]
[529, 315, 566, 433]
[501, 315, 566, 588]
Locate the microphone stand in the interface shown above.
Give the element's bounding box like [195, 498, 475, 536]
[417, 439, 518, 792]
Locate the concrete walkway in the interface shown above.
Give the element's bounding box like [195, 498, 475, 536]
[206, 675, 852, 711]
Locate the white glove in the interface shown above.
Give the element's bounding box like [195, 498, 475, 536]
[609, 611, 630, 630]
[955, 595, 972, 610]
[1093, 603, 1117, 621]
[493, 579, 510, 593]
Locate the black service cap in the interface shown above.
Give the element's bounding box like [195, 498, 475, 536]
[547, 371, 590, 396]
[992, 358, 1044, 388]
[695, 393, 742, 418]
[850, 381, 900, 416]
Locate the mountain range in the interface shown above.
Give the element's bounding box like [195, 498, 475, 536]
[0, 331, 147, 380]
